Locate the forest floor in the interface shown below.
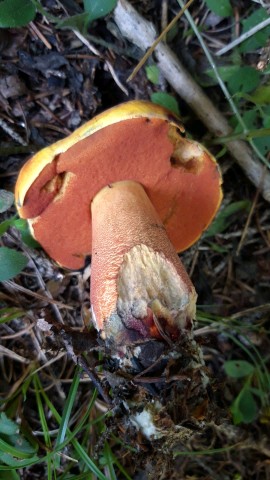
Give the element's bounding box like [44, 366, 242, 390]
[0, 1, 270, 479]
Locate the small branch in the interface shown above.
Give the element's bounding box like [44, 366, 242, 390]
[0, 345, 30, 364]
[29, 21, 52, 49]
[0, 118, 27, 146]
[114, 0, 270, 202]
[236, 171, 264, 255]
[3, 280, 73, 309]
[73, 30, 128, 96]
[210, 128, 270, 144]
[127, 0, 195, 82]
[216, 16, 270, 56]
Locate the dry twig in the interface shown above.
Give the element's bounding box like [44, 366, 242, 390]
[73, 30, 128, 96]
[0, 118, 27, 146]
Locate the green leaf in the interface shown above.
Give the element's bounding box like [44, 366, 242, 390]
[240, 109, 259, 130]
[253, 135, 270, 157]
[263, 64, 270, 74]
[0, 452, 22, 467]
[0, 218, 15, 236]
[56, 0, 117, 31]
[8, 434, 36, 457]
[231, 109, 259, 134]
[0, 190, 14, 213]
[224, 360, 255, 378]
[0, 432, 36, 460]
[0, 414, 18, 436]
[83, 0, 117, 22]
[250, 387, 266, 400]
[0, 307, 24, 324]
[145, 65, 160, 85]
[56, 13, 91, 32]
[205, 0, 233, 17]
[0, 218, 39, 248]
[150, 92, 180, 116]
[262, 106, 270, 127]
[231, 387, 258, 424]
[205, 200, 251, 238]
[0, 216, 39, 248]
[0, 451, 39, 467]
[239, 8, 270, 53]
[13, 219, 40, 248]
[0, 247, 28, 281]
[0, 0, 36, 28]
[249, 86, 270, 105]
[0, 471, 19, 480]
[204, 65, 240, 85]
[227, 66, 260, 94]
[207, 242, 229, 254]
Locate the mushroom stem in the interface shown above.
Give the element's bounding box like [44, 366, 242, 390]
[90, 180, 197, 346]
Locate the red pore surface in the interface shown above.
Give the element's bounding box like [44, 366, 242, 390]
[23, 117, 221, 269]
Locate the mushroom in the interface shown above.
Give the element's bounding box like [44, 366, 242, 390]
[15, 100, 222, 347]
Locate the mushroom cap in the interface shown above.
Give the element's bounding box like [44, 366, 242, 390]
[15, 100, 222, 269]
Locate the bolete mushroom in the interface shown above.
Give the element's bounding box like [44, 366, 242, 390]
[15, 100, 222, 347]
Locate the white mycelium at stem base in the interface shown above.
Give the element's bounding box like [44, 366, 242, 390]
[90, 180, 197, 345]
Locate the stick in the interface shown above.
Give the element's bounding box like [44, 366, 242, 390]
[216, 16, 270, 56]
[114, 0, 270, 202]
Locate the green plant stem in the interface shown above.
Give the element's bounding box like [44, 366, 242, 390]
[216, 16, 270, 56]
[0, 145, 38, 156]
[177, 0, 269, 167]
[54, 366, 82, 469]
[173, 442, 243, 457]
[33, 375, 52, 449]
[35, 376, 108, 480]
[211, 127, 270, 145]
[31, 0, 58, 22]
